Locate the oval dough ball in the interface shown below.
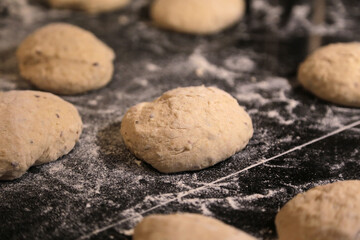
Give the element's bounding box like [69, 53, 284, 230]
[298, 42, 360, 107]
[150, 0, 246, 34]
[133, 213, 256, 240]
[47, 0, 130, 13]
[120, 86, 253, 173]
[16, 23, 115, 95]
[275, 180, 360, 240]
[0, 91, 83, 180]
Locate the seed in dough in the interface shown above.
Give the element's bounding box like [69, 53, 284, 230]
[133, 213, 256, 240]
[16, 23, 115, 95]
[120, 86, 253, 173]
[298, 42, 360, 107]
[0, 91, 83, 180]
[275, 180, 360, 240]
[150, 0, 246, 35]
[47, 0, 130, 14]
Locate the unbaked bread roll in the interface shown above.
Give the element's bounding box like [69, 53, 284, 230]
[0, 91, 82, 180]
[150, 0, 246, 34]
[133, 213, 256, 240]
[17, 23, 115, 95]
[276, 180, 360, 240]
[120, 86, 253, 173]
[298, 42, 360, 107]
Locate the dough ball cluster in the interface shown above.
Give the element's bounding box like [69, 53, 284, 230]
[121, 86, 253, 173]
[0, 91, 82, 180]
[276, 180, 360, 240]
[150, 0, 246, 34]
[47, 0, 130, 14]
[16, 23, 115, 95]
[133, 213, 256, 240]
[298, 42, 360, 107]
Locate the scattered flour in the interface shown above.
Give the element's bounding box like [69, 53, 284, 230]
[189, 50, 238, 86]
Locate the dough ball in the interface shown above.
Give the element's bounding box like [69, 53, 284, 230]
[0, 91, 83, 180]
[133, 213, 256, 240]
[298, 42, 360, 107]
[16, 23, 115, 95]
[47, 0, 130, 13]
[120, 86, 253, 173]
[150, 0, 245, 34]
[275, 180, 360, 240]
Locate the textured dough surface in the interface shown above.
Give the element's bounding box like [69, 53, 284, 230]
[120, 86, 253, 173]
[16, 23, 115, 95]
[133, 213, 256, 240]
[0, 91, 83, 180]
[47, 0, 130, 13]
[150, 0, 245, 34]
[298, 42, 360, 107]
[275, 180, 360, 240]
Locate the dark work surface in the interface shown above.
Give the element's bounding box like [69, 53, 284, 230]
[0, 0, 360, 239]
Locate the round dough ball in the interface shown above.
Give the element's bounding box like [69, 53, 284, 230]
[298, 42, 360, 107]
[47, 0, 130, 13]
[133, 213, 256, 240]
[150, 0, 245, 34]
[120, 86, 253, 173]
[275, 180, 360, 240]
[0, 91, 83, 180]
[16, 23, 115, 95]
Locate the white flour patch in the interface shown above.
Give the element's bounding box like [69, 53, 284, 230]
[224, 55, 256, 72]
[267, 110, 295, 125]
[145, 63, 161, 72]
[235, 77, 300, 124]
[189, 50, 238, 87]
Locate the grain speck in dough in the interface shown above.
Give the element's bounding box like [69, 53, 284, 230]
[298, 42, 360, 107]
[16, 23, 115, 95]
[47, 0, 130, 14]
[150, 0, 246, 35]
[120, 86, 253, 173]
[275, 180, 360, 240]
[133, 213, 256, 240]
[0, 91, 83, 180]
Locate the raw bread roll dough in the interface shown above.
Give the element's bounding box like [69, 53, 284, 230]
[47, 0, 130, 13]
[0, 91, 82, 180]
[275, 180, 360, 240]
[298, 42, 360, 107]
[150, 0, 245, 34]
[120, 86, 253, 173]
[16, 23, 115, 95]
[133, 213, 256, 240]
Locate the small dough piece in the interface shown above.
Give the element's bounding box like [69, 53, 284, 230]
[298, 42, 360, 107]
[0, 91, 83, 180]
[120, 86, 253, 173]
[47, 0, 130, 14]
[133, 213, 256, 240]
[275, 180, 360, 240]
[16, 23, 115, 95]
[150, 0, 245, 34]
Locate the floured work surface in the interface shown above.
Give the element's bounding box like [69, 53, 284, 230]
[0, 0, 359, 239]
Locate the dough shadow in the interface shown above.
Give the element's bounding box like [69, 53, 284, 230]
[0, 47, 33, 90]
[96, 121, 158, 174]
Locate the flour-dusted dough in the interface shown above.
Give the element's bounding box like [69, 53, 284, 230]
[133, 213, 256, 240]
[16, 23, 115, 95]
[150, 0, 245, 34]
[120, 86, 253, 173]
[47, 0, 130, 13]
[0, 91, 82, 180]
[275, 180, 360, 240]
[298, 42, 360, 107]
